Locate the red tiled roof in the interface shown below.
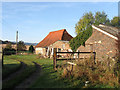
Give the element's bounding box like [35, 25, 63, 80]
[36, 29, 72, 48]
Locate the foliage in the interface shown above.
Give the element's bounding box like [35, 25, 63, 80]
[3, 42, 16, 55]
[114, 31, 120, 84]
[94, 11, 110, 25]
[3, 55, 120, 88]
[111, 16, 120, 27]
[3, 48, 16, 55]
[29, 45, 35, 53]
[70, 12, 93, 51]
[75, 12, 94, 34]
[70, 27, 92, 52]
[70, 11, 110, 52]
[5, 42, 12, 49]
[117, 32, 120, 60]
[17, 41, 26, 51]
[61, 58, 119, 88]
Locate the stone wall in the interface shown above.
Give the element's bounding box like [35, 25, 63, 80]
[35, 41, 72, 58]
[49, 40, 72, 51]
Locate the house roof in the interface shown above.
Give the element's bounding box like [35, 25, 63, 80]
[36, 29, 73, 48]
[94, 24, 119, 37]
[92, 24, 119, 40]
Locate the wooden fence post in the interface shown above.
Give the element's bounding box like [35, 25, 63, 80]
[53, 48, 57, 70]
[94, 52, 96, 64]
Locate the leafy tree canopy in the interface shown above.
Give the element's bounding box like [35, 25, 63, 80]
[111, 16, 120, 27]
[75, 12, 94, 34]
[70, 11, 110, 52]
[5, 42, 12, 49]
[70, 26, 92, 52]
[94, 11, 110, 25]
[29, 45, 35, 53]
[17, 41, 26, 51]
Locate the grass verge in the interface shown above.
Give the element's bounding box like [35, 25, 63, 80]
[3, 55, 37, 88]
[3, 56, 22, 79]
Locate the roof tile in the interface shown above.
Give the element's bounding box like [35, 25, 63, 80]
[36, 29, 72, 48]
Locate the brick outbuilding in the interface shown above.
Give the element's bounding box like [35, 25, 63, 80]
[77, 24, 119, 61]
[35, 29, 73, 57]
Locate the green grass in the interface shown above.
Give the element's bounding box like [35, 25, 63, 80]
[3, 55, 37, 88]
[29, 56, 85, 88]
[3, 56, 22, 79]
[3, 55, 85, 88]
[3, 62, 36, 88]
[3, 54, 118, 88]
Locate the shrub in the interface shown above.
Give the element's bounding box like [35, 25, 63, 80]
[114, 31, 120, 84]
[3, 48, 16, 55]
[29, 45, 35, 53]
[61, 57, 119, 88]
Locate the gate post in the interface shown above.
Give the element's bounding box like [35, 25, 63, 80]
[53, 48, 57, 70]
[94, 52, 96, 64]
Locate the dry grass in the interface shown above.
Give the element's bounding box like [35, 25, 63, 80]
[61, 57, 120, 88]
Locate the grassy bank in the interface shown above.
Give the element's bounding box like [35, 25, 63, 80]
[3, 55, 36, 88]
[3, 56, 22, 79]
[3, 55, 120, 88]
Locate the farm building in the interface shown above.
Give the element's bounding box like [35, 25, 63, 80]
[77, 24, 119, 61]
[35, 29, 73, 57]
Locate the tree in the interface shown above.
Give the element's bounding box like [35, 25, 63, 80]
[29, 45, 35, 53]
[70, 12, 93, 51]
[94, 11, 110, 25]
[111, 16, 120, 27]
[17, 41, 26, 51]
[70, 11, 110, 52]
[3, 48, 16, 55]
[75, 12, 94, 34]
[5, 42, 12, 49]
[3, 42, 16, 55]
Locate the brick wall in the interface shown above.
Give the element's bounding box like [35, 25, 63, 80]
[35, 40, 72, 58]
[77, 28, 117, 61]
[62, 30, 73, 41]
[49, 40, 71, 51]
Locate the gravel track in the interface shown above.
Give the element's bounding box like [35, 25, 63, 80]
[14, 62, 42, 89]
[3, 61, 27, 83]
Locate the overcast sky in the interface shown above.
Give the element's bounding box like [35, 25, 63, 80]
[2, 2, 119, 43]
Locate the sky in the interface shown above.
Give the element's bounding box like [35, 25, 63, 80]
[2, 2, 119, 43]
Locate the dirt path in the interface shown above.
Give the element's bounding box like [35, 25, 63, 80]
[3, 61, 27, 83]
[15, 62, 42, 89]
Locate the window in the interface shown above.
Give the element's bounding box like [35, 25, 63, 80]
[58, 48, 61, 52]
[62, 44, 65, 49]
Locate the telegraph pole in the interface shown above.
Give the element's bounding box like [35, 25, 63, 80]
[16, 31, 18, 55]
